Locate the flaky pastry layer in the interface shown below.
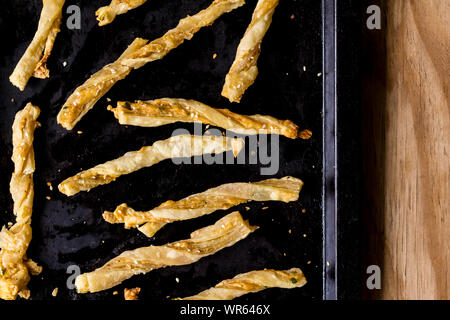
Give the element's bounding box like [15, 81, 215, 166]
[9, 0, 65, 91]
[75, 212, 257, 293]
[181, 268, 306, 300]
[96, 0, 149, 26]
[103, 176, 303, 237]
[0, 104, 42, 300]
[58, 135, 244, 196]
[108, 98, 300, 139]
[222, 0, 279, 102]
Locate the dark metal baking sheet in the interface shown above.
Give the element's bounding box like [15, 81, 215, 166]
[0, 0, 353, 301]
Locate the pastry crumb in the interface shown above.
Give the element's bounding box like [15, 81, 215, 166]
[317, 72, 322, 77]
[290, 14, 295, 19]
[46, 196, 51, 200]
[62, 61, 67, 67]
[52, 288, 58, 297]
[113, 291, 118, 295]
[299, 129, 312, 140]
[77, 130, 83, 134]
[124, 287, 141, 300]
[262, 206, 269, 210]
[303, 66, 307, 71]
[288, 229, 292, 234]
[307, 260, 311, 265]
[302, 208, 306, 213]
[175, 277, 180, 283]
[212, 53, 217, 59]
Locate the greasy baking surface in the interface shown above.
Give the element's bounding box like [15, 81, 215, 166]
[0, 0, 323, 300]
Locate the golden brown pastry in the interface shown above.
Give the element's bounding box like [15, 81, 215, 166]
[75, 212, 257, 293]
[222, 0, 279, 102]
[58, 135, 244, 196]
[124, 287, 141, 300]
[108, 98, 300, 139]
[9, 0, 65, 91]
[180, 268, 306, 300]
[96, 0, 148, 26]
[57, 0, 246, 130]
[103, 176, 303, 237]
[0, 104, 42, 300]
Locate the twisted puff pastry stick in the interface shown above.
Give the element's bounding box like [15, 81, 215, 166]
[222, 0, 279, 103]
[75, 212, 258, 293]
[57, 0, 246, 130]
[10, 0, 65, 91]
[58, 135, 244, 196]
[0, 104, 42, 300]
[108, 98, 300, 139]
[180, 268, 306, 300]
[96, 0, 149, 26]
[104, 176, 303, 237]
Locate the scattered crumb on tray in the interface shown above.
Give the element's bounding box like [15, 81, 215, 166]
[290, 14, 295, 19]
[299, 129, 313, 140]
[51, 288, 58, 297]
[124, 287, 141, 300]
[113, 291, 118, 295]
[212, 53, 217, 59]
[46, 196, 51, 200]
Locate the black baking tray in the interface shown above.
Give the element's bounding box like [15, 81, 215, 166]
[0, 0, 361, 301]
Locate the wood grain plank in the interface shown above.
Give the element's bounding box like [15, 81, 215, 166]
[363, 0, 450, 299]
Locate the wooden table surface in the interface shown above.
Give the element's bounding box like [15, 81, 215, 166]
[363, 0, 450, 299]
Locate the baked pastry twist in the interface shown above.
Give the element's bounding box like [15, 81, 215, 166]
[57, 0, 246, 130]
[180, 268, 306, 300]
[10, 0, 65, 90]
[0, 104, 42, 300]
[75, 212, 257, 293]
[103, 176, 303, 237]
[96, 0, 149, 26]
[58, 135, 244, 196]
[222, 0, 279, 102]
[108, 98, 300, 139]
